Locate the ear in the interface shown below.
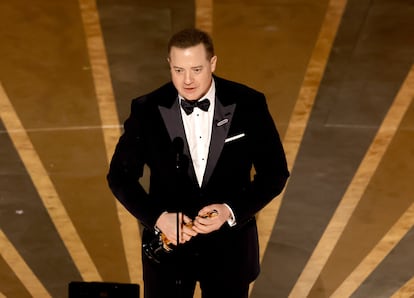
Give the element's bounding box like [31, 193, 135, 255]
[210, 56, 217, 72]
[166, 57, 172, 70]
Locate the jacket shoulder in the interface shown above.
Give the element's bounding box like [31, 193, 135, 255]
[214, 76, 265, 104]
[131, 81, 176, 108]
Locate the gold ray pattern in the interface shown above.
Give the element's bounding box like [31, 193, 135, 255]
[0, 82, 102, 282]
[196, 0, 213, 33]
[333, 202, 414, 297]
[78, 0, 142, 286]
[392, 276, 414, 298]
[0, 230, 50, 297]
[291, 65, 414, 297]
[258, 0, 348, 270]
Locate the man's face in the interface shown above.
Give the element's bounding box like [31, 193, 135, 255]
[168, 43, 217, 101]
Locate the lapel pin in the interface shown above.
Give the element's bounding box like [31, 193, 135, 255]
[217, 118, 229, 127]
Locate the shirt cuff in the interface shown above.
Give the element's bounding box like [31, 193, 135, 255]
[223, 203, 236, 227]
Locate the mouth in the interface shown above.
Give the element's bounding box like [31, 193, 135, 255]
[183, 87, 196, 94]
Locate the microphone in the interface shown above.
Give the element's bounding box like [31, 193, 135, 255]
[172, 137, 184, 170]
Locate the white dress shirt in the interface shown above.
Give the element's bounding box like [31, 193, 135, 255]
[180, 81, 215, 187]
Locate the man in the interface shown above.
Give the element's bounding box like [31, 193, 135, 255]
[107, 28, 289, 298]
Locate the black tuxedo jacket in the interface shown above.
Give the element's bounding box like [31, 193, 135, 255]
[107, 76, 289, 285]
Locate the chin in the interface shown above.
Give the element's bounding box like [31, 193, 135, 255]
[183, 94, 200, 101]
[181, 89, 201, 101]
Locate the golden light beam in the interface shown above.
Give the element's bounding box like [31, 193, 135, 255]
[392, 275, 414, 298]
[0, 229, 51, 297]
[332, 203, 414, 297]
[291, 64, 414, 297]
[196, 0, 213, 33]
[0, 83, 101, 281]
[333, 66, 414, 297]
[78, 0, 141, 286]
[257, 0, 348, 266]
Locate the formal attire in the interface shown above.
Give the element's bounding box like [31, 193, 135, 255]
[107, 75, 289, 298]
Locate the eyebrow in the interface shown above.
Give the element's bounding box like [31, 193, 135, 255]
[172, 66, 203, 70]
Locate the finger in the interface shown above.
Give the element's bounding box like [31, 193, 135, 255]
[192, 225, 209, 234]
[180, 228, 196, 243]
[199, 210, 219, 220]
[192, 220, 213, 234]
[182, 214, 193, 223]
[195, 215, 216, 226]
[181, 232, 193, 242]
[183, 225, 197, 237]
[162, 233, 177, 246]
[198, 208, 214, 217]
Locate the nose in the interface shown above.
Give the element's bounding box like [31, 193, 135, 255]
[184, 71, 193, 85]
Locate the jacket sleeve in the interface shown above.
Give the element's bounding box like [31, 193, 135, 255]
[106, 98, 163, 230]
[227, 92, 289, 225]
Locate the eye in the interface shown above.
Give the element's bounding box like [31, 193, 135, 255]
[193, 67, 202, 73]
[174, 68, 183, 73]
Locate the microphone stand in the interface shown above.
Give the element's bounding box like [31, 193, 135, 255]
[176, 209, 181, 298]
[173, 137, 185, 298]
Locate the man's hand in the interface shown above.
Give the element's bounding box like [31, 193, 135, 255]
[155, 212, 197, 246]
[192, 204, 231, 234]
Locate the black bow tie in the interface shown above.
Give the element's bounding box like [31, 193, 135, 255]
[180, 98, 210, 115]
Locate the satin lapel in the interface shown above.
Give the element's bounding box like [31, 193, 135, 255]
[202, 97, 235, 188]
[158, 98, 198, 185]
